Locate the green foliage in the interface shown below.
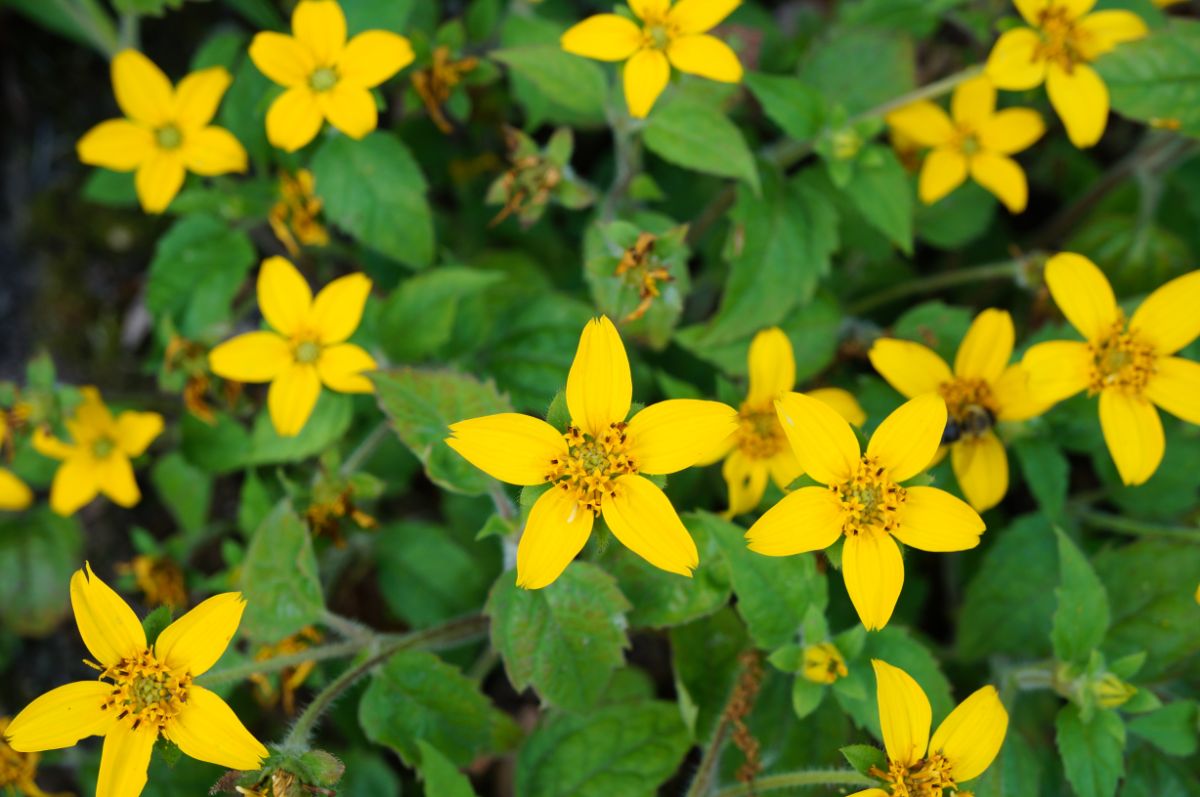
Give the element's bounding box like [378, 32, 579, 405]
[0, 510, 82, 635]
[1096, 21, 1200, 136]
[644, 93, 760, 192]
[239, 502, 325, 642]
[1057, 705, 1127, 797]
[1052, 528, 1112, 667]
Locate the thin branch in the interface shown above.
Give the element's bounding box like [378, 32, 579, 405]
[1076, 509, 1198, 542]
[711, 770, 875, 797]
[848, 258, 1028, 316]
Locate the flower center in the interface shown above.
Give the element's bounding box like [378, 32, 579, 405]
[91, 437, 116, 459]
[309, 66, 339, 92]
[833, 455, 906, 537]
[937, 378, 998, 444]
[0, 722, 37, 790]
[801, 642, 848, 685]
[155, 124, 183, 150]
[98, 648, 190, 732]
[295, 340, 322, 364]
[1088, 316, 1156, 394]
[876, 753, 958, 797]
[957, 129, 981, 157]
[1035, 8, 1085, 70]
[735, 404, 787, 460]
[646, 23, 672, 50]
[546, 423, 638, 515]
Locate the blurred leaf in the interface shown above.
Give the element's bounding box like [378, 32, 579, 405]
[340, 0, 415, 34]
[217, 54, 274, 167]
[971, 732, 1042, 797]
[839, 146, 914, 254]
[112, 0, 183, 16]
[1013, 437, 1069, 522]
[248, 392, 354, 466]
[840, 744, 886, 776]
[239, 501, 324, 642]
[2, 0, 117, 54]
[416, 740, 478, 797]
[493, 47, 608, 121]
[0, 509, 82, 635]
[191, 29, 248, 71]
[915, 181, 996, 249]
[218, 0, 284, 29]
[836, 625, 954, 732]
[180, 411, 252, 474]
[1052, 528, 1111, 667]
[839, 0, 970, 37]
[378, 267, 505, 362]
[644, 95, 760, 192]
[377, 521, 498, 629]
[891, 300, 973, 364]
[150, 452, 211, 535]
[1095, 21, 1200, 136]
[670, 606, 747, 741]
[1127, 701, 1198, 757]
[1057, 705, 1126, 797]
[801, 27, 915, 115]
[743, 72, 825, 141]
[141, 605, 173, 646]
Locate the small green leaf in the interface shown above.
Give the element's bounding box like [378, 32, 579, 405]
[0, 510, 83, 636]
[1052, 528, 1111, 667]
[1056, 704, 1126, 797]
[1095, 21, 1200, 137]
[416, 741, 478, 797]
[493, 47, 608, 122]
[644, 95, 760, 192]
[377, 267, 505, 362]
[154, 737, 183, 768]
[239, 501, 324, 643]
[1013, 437, 1069, 521]
[743, 72, 825, 141]
[838, 146, 913, 254]
[376, 522, 499, 629]
[840, 744, 886, 776]
[792, 677, 826, 720]
[671, 607, 748, 740]
[141, 605, 174, 647]
[150, 452, 212, 536]
[1128, 701, 1198, 757]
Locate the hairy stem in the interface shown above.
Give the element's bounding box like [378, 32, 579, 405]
[339, 421, 392, 477]
[848, 257, 1029, 316]
[711, 770, 875, 797]
[601, 112, 643, 222]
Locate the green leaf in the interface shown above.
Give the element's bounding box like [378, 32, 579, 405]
[376, 522, 498, 629]
[1128, 701, 1198, 757]
[0, 510, 82, 635]
[3, 0, 117, 54]
[248, 391, 354, 466]
[644, 95, 760, 192]
[1057, 705, 1126, 797]
[416, 741, 478, 797]
[112, 0, 183, 15]
[891, 300, 973, 364]
[217, 53, 274, 167]
[486, 563, 630, 712]
[839, 146, 913, 254]
[670, 607, 748, 740]
[340, 0, 415, 34]
[378, 267, 505, 362]
[743, 72, 825, 141]
[515, 701, 690, 797]
[493, 47, 608, 121]
[1013, 437, 1069, 522]
[840, 744, 886, 776]
[180, 411, 252, 475]
[141, 605, 174, 646]
[1095, 21, 1200, 137]
[915, 180, 996, 249]
[970, 731, 1042, 797]
[791, 676, 826, 720]
[1052, 528, 1111, 667]
[838, 0, 971, 37]
[835, 626, 954, 735]
[150, 452, 212, 535]
[360, 649, 520, 767]
[372, 367, 513, 495]
[311, 132, 435, 268]
[801, 27, 915, 115]
[239, 501, 324, 642]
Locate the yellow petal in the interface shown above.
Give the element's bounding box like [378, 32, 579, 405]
[950, 432, 1009, 512]
[624, 47, 671, 119]
[601, 474, 698, 577]
[985, 28, 1046, 91]
[516, 486, 594, 589]
[894, 485, 985, 550]
[668, 0, 740, 34]
[249, 31, 315, 87]
[745, 486, 844, 556]
[977, 108, 1045, 155]
[155, 592, 245, 676]
[1046, 62, 1108, 149]
[1059, 0, 1097, 17]
[0, 469, 33, 511]
[96, 722, 156, 797]
[866, 394, 947, 483]
[766, 448, 804, 490]
[3, 681, 115, 752]
[182, 126, 248, 176]
[77, 119, 154, 171]
[955, 309, 1015, 382]
[1014, 0, 1048, 26]
[808, 387, 867, 427]
[316, 343, 376, 393]
[75, 387, 117, 440]
[871, 659, 932, 767]
[209, 331, 294, 384]
[98, 454, 140, 507]
[566, 316, 632, 436]
[847, 791, 890, 797]
[111, 49, 173, 126]
[869, 339, 953, 399]
[309, 273, 372, 344]
[266, 87, 325, 152]
[172, 66, 231, 130]
[844, 530, 904, 631]
[667, 34, 743, 83]
[268, 363, 322, 437]
[992, 364, 1051, 422]
[919, 147, 968, 205]
[951, 76, 995, 129]
[258, 256, 313, 338]
[71, 563, 146, 667]
[722, 450, 770, 516]
[625, 399, 737, 475]
[774, 391, 861, 485]
[338, 31, 414, 88]
[1130, 270, 1200, 355]
[929, 685, 1008, 782]
[165, 685, 268, 771]
[970, 152, 1028, 213]
[1145, 357, 1200, 424]
[446, 413, 568, 486]
[561, 14, 644, 61]
[747, 327, 795, 407]
[134, 150, 185, 214]
[629, 0, 670, 21]
[292, 0, 346, 65]
[1021, 341, 1092, 405]
[49, 456, 100, 516]
[886, 101, 955, 148]
[1099, 390, 1163, 486]
[1075, 10, 1148, 60]
[1045, 252, 1118, 342]
[317, 83, 377, 139]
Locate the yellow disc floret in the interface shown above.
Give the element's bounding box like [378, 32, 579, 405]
[735, 404, 788, 461]
[833, 455, 907, 537]
[97, 648, 190, 732]
[1088, 314, 1156, 394]
[874, 752, 959, 797]
[546, 423, 637, 515]
[1032, 6, 1087, 70]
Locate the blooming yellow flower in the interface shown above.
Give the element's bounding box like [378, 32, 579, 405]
[250, 0, 415, 152]
[0, 414, 33, 512]
[802, 642, 848, 685]
[32, 388, 163, 517]
[77, 50, 247, 214]
[1, 716, 68, 797]
[850, 660, 1007, 797]
[869, 309, 1048, 512]
[886, 76, 1044, 213]
[704, 327, 865, 516]
[209, 257, 376, 438]
[1022, 253, 1200, 485]
[985, 0, 1147, 148]
[447, 316, 737, 588]
[561, 0, 744, 118]
[4, 565, 268, 797]
[747, 393, 984, 630]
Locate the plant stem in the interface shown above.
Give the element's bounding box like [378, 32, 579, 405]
[1076, 509, 1198, 541]
[711, 770, 875, 797]
[848, 258, 1028, 315]
[488, 480, 518, 522]
[685, 715, 732, 797]
[339, 421, 391, 477]
[601, 113, 643, 222]
[53, 0, 120, 57]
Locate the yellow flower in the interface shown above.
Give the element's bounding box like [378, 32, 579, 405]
[0, 414, 33, 512]
[747, 393, 984, 630]
[1022, 253, 1200, 485]
[77, 50, 247, 214]
[561, 0, 744, 118]
[249, 0, 415, 152]
[850, 660, 1007, 797]
[447, 316, 737, 588]
[32, 388, 163, 517]
[704, 327, 865, 516]
[870, 309, 1048, 512]
[208, 257, 377, 438]
[1, 716, 70, 797]
[802, 642, 848, 685]
[118, 554, 188, 609]
[985, 0, 1147, 148]
[4, 565, 268, 797]
[886, 77, 1044, 213]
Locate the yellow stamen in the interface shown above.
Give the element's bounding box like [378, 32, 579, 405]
[873, 751, 958, 797]
[155, 124, 183, 150]
[309, 66, 338, 92]
[100, 648, 190, 732]
[294, 340, 322, 365]
[833, 455, 906, 537]
[546, 424, 637, 514]
[1088, 314, 1156, 394]
[1034, 7, 1087, 70]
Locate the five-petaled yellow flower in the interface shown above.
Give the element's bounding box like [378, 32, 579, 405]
[77, 50, 247, 214]
[0, 414, 33, 512]
[887, 76, 1044, 213]
[985, 0, 1147, 148]
[447, 316, 737, 589]
[33, 388, 163, 517]
[747, 393, 985, 630]
[4, 565, 268, 797]
[870, 309, 1048, 512]
[561, 0, 744, 119]
[704, 327, 865, 517]
[1022, 253, 1200, 485]
[209, 256, 377, 438]
[850, 660, 1007, 797]
[250, 0, 415, 152]
[802, 642, 849, 686]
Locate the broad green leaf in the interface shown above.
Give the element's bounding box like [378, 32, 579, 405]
[1127, 701, 1198, 757]
[247, 392, 354, 466]
[340, 0, 416, 34]
[670, 606, 748, 740]
[216, 53, 274, 167]
[839, 146, 914, 254]
[179, 411, 252, 475]
[1052, 528, 1111, 667]
[915, 180, 996, 249]
[971, 731, 1042, 797]
[1057, 705, 1126, 797]
[239, 501, 324, 642]
[0, 510, 82, 635]
[417, 741, 479, 797]
[1119, 744, 1200, 797]
[800, 28, 915, 115]
[1095, 21, 1200, 137]
[112, 0, 183, 15]
[378, 267, 505, 362]
[486, 563, 631, 712]
[838, 0, 971, 37]
[150, 452, 212, 535]
[493, 47, 608, 122]
[743, 72, 825, 141]
[644, 95, 760, 192]
[892, 300, 974, 364]
[1013, 437, 1069, 522]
